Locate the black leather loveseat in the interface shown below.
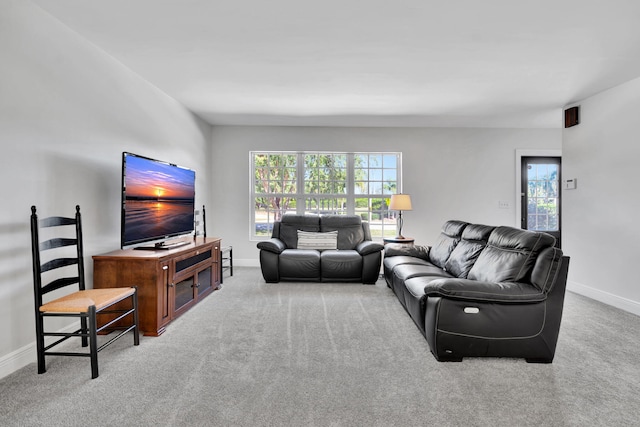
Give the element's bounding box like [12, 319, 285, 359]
[257, 214, 384, 283]
[384, 220, 570, 363]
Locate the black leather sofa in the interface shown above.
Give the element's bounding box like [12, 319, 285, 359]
[257, 214, 384, 283]
[384, 220, 570, 363]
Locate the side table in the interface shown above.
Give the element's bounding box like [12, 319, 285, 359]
[220, 245, 233, 284]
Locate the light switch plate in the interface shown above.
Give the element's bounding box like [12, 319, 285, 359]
[563, 178, 577, 190]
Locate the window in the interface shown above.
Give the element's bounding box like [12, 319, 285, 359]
[251, 151, 402, 240]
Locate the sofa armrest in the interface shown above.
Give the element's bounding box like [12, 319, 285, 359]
[423, 278, 546, 303]
[356, 240, 384, 256]
[384, 244, 430, 260]
[257, 238, 286, 254]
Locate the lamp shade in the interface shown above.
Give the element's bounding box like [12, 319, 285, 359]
[389, 194, 412, 211]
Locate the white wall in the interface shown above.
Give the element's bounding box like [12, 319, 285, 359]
[0, 0, 212, 378]
[210, 126, 562, 265]
[563, 77, 640, 315]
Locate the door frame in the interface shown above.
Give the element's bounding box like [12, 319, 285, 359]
[514, 149, 562, 230]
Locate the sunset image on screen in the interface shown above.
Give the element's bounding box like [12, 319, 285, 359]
[122, 154, 196, 246]
[125, 155, 195, 201]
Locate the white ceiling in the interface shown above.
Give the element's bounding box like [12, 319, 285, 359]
[32, 0, 640, 128]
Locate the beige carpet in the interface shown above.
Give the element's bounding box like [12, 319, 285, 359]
[1, 267, 639, 426]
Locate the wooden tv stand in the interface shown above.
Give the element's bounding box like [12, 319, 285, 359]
[93, 237, 221, 336]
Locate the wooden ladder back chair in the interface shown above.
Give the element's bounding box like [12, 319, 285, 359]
[30, 205, 140, 379]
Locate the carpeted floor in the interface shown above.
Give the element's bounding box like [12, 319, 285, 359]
[1, 267, 639, 426]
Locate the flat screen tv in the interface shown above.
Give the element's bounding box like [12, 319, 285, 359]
[121, 152, 196, 249]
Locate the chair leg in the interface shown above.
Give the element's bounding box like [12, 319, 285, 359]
[132, 290, 140, 346]
[80, 316, 89, 348]
[88, 306, 99, 379]
[35, 313, 46, 374]
[219, 253, 223, 285]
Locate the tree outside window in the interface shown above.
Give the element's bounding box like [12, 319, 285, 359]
[251, 151, 402, 239]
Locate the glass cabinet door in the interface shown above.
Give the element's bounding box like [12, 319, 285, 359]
[174, 276, 195, 311]
[197, 267, 213, 296]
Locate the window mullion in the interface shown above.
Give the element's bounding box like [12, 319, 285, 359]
[397, 153, 403, 193]
[296, 152, 304, 214]
[346, 154, 355, 215]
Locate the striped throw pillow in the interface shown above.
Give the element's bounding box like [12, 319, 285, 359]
[297, 230, 338, 250]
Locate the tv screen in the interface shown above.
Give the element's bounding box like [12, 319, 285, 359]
[121, 152, 196, 249]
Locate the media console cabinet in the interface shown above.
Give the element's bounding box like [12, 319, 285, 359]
[93, 237, 222, 336]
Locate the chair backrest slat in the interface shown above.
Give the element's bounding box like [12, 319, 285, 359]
[39, 216, 76, 227]
[40, 238, 77, 252]
[42, 276, 81, 295]
[40, 257, 79, 273]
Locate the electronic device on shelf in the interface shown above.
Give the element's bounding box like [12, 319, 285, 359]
[121, 152, 196, 250]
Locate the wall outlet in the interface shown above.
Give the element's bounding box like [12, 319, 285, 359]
[498, 200, 510, 209]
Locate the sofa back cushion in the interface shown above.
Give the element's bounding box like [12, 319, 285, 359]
[468, 226, 556, 283]
[278, 215, 320, 249]
[320, 215, 364, 250]
[444, 224, 495, 278]
[428, 220, 469, 269]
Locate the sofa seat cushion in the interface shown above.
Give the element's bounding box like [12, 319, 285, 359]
[404, 276, 435, 299]
[320, 250, 362, 280]
[399, 269, 455, 301]
[384, 255, 431, 272]
[402, 275, 453, 336]
[393, 264, 454, 282]
[392, 264, 454, 307]
[383, 256, 432, 287]
[279, 249, 321, 279]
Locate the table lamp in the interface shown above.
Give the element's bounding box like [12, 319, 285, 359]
[389, 194, 412, 239]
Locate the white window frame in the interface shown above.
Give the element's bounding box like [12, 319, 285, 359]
[250, 151, 403, 240]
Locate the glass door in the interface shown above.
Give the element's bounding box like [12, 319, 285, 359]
[196, 266, 213, 297]
[174, 276, 195, 312]
[521, 157, 561, 247]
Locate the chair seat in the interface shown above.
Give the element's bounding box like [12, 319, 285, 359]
[40, 288, 135, 313]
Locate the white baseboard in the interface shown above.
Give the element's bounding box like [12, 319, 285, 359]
[234, 259, 260, 268]
[0, 322, 78, 380]
[567, 280, 640, 316]
[0, 342, 35, 380]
